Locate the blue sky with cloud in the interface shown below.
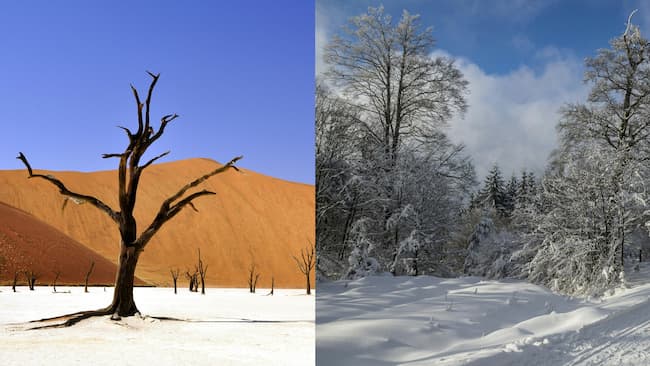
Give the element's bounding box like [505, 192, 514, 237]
[317, 0, 650, 179]
[0, 1, 314, 184]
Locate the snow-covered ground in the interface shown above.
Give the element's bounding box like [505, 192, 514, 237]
[0, 286, 314, 366]
[317, 267, 650, 365]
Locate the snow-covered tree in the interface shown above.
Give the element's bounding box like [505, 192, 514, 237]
[325, 6, 468, 167]
[477, 165, 509, 217]
[529, 141, 648, 295]
[558, 13, 650, 269]
[345, 219, 380, 280]
[318, 7, 474, 279]
[463, 210, 520, 278]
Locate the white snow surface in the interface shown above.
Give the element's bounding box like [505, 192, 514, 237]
[317, 268, 650, 365]
[0, 287, 314, 366]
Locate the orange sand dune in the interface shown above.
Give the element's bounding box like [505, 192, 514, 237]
[0, 202, 145, 286]
[0, 158, 315, 288]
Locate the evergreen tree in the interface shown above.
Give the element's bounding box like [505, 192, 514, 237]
[505, 175, 518, 215]
[478, 165, 508, 217]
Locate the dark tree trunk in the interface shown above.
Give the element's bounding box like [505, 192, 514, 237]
[108, 244, 141, 319]
[306, 274, 311, 295]
[270, 276, 274, 296]
[170, 268, 179, 294]
[84, 261, 95, 293]
[12, 271, 18, 292]
[52, 271, 61, 293]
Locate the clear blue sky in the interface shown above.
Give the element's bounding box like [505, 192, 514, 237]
[317, 0, 650, 179]
[1, 1, 314, 184]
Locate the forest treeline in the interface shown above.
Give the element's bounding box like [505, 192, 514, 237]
[316, 7, 650, 296]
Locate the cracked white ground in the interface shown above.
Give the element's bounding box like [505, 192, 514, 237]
[0, 287, 314, 366]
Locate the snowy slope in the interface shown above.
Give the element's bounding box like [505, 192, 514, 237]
[316, 274, 650, 365]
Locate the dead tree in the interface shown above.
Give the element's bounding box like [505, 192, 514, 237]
[170, 268, 180, 294]
[17, 72, 241, 325]
[247, 262, 260, 293]
[24, 270, 38, 291]
[185, 269, 199, 292]
[293, 244, 315, 295]
[197, 248, 208, 295]
[12, 271, 18, 292]
[268, 275, 274, 296]
[84, 261, 95, 293]
[52, 270, 61, 293]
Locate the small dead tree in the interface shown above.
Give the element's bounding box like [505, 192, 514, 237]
[293, 244, 315, 295]
[17, 72, 241, 325]
[185, 268, 199, 292]
[12, 271, 18, 292]
[84, 261, 95, 293]
[170, 268, 180, 294]
[268, 275, 274, 296]
[197, 248, 208, 295]
[52, 270, 61, 293]
[24, 270, 38, 291]
[247, 262, 261, 293]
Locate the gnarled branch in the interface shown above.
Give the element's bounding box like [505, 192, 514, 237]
[130, 84, 144, 137]
[149, 114, 179, 145]
[136, 157, 242, 248]
[141, 151, 170, 170]
[117, 125, 134, 140]
[165, 156, 242, 206]
[102, 153, 123, 159]
[144, 71, 160, 134]
[16, 152, 120, 223]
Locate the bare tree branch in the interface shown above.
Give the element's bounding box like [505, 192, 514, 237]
[130, 84, 144, 137]
[149, 114, 179, 145]
[144, 71, 160, 134]
[165, 156, 242, 206]
[117, 125, 134, 140]
[141, 151, 170, 170]
[102, 153, 123, 159]
[16, 152, 120, 223]
[139, 156, 243, 242]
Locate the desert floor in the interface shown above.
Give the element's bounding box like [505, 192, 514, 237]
[0, 286, 314, 366]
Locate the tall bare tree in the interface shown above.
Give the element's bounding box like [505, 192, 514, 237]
[293, 244, 315, 295]
[17, 72, 241, 326]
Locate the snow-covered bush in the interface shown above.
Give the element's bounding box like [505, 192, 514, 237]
[463, 211, 520, 278]
[344, 218, 380, 279]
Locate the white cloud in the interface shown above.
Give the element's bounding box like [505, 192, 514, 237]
[315, 3, 589, 180]
[315, 5, 327, 76]
[444, 50, 589, 179]
[316, 2, 343, 76]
